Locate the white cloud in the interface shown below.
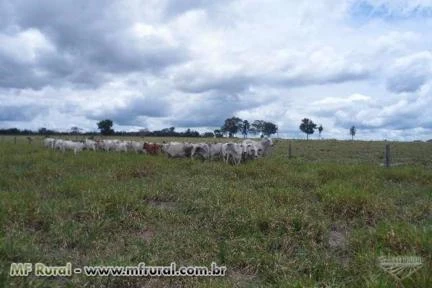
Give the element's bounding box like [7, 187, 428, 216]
[0, 28, 55, 63]
[354, 0, 432, 17]
[0, 0, 431, 140]
[386, 51, 432, 93]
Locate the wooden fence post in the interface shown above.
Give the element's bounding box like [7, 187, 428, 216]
[14, 137, 17, 144]
[385, 144, 390, 168]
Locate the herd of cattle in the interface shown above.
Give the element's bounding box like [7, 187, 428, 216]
[43, 138, 274, 165]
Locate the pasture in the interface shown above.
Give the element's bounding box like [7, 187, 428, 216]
[0, 136, 431, 287]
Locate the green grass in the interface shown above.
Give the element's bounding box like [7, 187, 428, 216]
[0, 136, 431, 287]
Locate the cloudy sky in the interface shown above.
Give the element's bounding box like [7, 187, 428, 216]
[1, 0, 432, 140]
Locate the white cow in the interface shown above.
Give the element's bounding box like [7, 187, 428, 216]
[260, 137, 273, 155]
[208, 143, 223, 160]
[242, 137, 273, 157]
[161, 142, 181, 154]
[127, 141, 146, 154]
[223, 143, 244, 165]
[71, 142, 85, 155]
[113, 141, 128, 152]
[99, 140, 117, 152]
[162, 142, 193, 158]
[43, 138, 56, 149]
[54, 139, 66, 151]
[242, 143, 258, 161]
[84, 139, 97, 151]
[62, 140, 85, 155]
[191, 143, 210, 160]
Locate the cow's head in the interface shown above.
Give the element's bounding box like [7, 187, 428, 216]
[246, 144, 258, 159]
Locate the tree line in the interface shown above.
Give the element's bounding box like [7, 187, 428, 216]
[0, 126, 204, 138]
[0, 117, 357, 139]
[96, 118, 278, 138]
[215, 117, 278, 138]
[299, 118, 356, 140]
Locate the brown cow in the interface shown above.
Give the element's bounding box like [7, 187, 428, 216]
[143, 142, 161, 155]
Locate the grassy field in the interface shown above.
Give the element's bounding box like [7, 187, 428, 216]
[1, 136, 431, 287]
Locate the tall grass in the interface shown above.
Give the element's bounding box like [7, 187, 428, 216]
[0, 136, 431, 287]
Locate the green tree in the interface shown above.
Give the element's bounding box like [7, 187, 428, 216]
[97, 119, 114, 135]
[350, 125, 356, 140]
[203, 132, 215, 138]
[318, 125, 323, 139]
[70, 126, 82, 135]
[299, 118, 317, 140]
[251, 120, 265, 136]
[214, 129, 223, 138]
[38, 127, 48, 135]
[262, 121, 278, 137]
[249, 120, 277, 137]
[222, 117, 243, 137]
[241, 120, 250, 138]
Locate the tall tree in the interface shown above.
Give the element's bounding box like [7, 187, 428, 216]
[222, 117, 243, 137]
[70, 126, 82, 134]
[241, 120, 250, 138]
[262, 121, 278, 137]
[350, 125, 356, 140]
[318, 125, 323, 139]
[214, 129, 223, 138]
[97, 119, 114, 135]
[38, 127, 48, 135]
[251, 120, 265, 136]
[248, 120, 277, 137]
[299, 118, 317, 140]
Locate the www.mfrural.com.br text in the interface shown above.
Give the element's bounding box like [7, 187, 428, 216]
[10, 262, 226, 277]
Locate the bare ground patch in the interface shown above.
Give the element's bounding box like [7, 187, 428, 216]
[328, 224, 350, 268]
[138, 228, 156, 243]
